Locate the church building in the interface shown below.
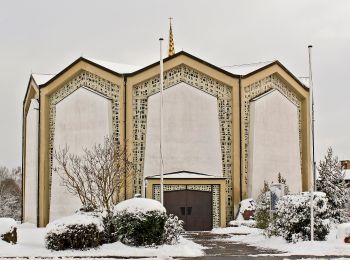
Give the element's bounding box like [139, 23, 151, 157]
[22, 23, 311, 230]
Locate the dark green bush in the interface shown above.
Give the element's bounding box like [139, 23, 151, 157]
[45, 215, 103, 250]
[113, 210, 167, 246]
[266, 193, 330, 243]
[75, 207, 117, 244]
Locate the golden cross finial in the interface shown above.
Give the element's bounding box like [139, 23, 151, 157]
[168, 17, 175, 57]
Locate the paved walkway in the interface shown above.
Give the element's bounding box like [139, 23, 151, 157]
[182, 232, 348, 260]
[182, 232, 282, 259]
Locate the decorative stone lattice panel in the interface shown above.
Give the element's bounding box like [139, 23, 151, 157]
[241, 74, 302, 197]
[153, 184, 220, 228]
[133, 64, 233, 220]
[48, 71, 120, 203]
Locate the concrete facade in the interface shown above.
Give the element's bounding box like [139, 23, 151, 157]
[24, 99, 39, 224]
[248, 90, 302, 199]
[144, 82, 222, 178]
[50, 87, 112, 221]
[22, 52, 311, 227]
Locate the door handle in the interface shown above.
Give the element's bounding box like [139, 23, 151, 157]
[187, 207, 192, 215]
[180, 207, 186, 215]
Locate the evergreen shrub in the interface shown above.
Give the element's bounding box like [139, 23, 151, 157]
[45, 215, 104, 250]
[112, 198, 183, 246]
[316, 147, 349, 223]
[76, 206, 117, 244]
[255, 195, 271, 229]
[266, 192, 330, 243]
[113, 210, 167, 246]
[255, 174, 289, 229]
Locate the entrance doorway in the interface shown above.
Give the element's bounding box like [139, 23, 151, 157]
[164, 190, 212, 231]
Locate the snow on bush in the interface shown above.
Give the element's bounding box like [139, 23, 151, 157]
[337, 223, 350, 242]
[114, 198, 166, 214]
[45, 214, 104, 250]
[113, 198, 182, 246]
[113, 198, 167, 246]
[0, 218, 17, 244]
[74, 207, 117, 244]
[316, 147, 349, 224]
[162, 214, 184, 245]
[266, 192, 330, 243]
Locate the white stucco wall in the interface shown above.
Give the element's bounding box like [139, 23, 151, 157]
[50, 87, 112, 221]
[248, 90, 301, 199]
[143, 82, 223, 178]
[24, 99, 39, 224]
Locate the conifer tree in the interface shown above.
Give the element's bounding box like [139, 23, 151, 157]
[255, 175, 289, 229]
[255, 181, 271, 229]
[316, 147, 349, 223]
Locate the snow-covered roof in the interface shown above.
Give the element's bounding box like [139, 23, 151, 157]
[31, 57, 142, 86]
[31, 73, 56, 86]
[147, 171, 225, 179]
[298, 77, 309, 88]
[221, 61, 275, 76]
[83, 56, 142, 74]
[29, 53, 306, 90]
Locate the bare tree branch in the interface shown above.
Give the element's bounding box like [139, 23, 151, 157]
[53, 137, 134, 213]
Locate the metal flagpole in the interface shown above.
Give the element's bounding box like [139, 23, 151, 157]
[159, 38, 164, 205]
[308, 45, 314, 241]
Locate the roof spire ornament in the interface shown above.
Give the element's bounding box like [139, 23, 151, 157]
[168, 17, 175, 57]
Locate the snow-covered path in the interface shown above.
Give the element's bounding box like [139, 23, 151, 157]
[211, 226, 350, 257]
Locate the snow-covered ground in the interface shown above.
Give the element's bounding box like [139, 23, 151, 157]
[212, 225, 350, 256]
[3, 222, 350, 258]
[0, 223, 204, 258]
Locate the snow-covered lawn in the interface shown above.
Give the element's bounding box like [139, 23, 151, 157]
[212, 225, 350, 256]
[0, 224, 204, 258]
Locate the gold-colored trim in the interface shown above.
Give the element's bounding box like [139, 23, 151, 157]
[241, 65, 310, 197]
[38, 61, 125, 226]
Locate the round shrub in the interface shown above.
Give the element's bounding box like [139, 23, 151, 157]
[75, 207, 116, 244]
[45, 214, 104, 250]
[266, 192, 330, 243]
[113, 198, 167, 246]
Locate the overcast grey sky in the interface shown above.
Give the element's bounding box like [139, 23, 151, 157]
[0, 0, 349, 169]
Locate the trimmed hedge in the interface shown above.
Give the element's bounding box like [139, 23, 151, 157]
[45, 215, 103, 250]
[113, 210, 167, 246]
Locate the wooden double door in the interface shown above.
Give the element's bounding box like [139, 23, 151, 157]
[164, 190, 212, 231]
